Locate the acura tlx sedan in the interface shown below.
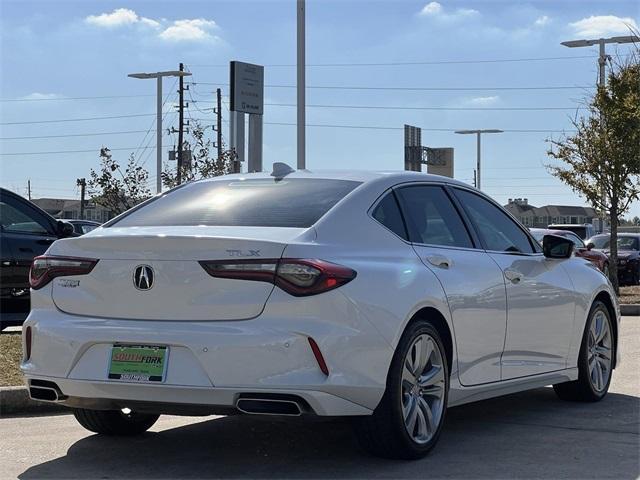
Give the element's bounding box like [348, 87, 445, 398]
[22, 167, 620, 459]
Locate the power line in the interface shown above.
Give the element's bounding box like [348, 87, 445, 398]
[188, 55, 601, 67]
[0, 130, 149, 140]
[189, 81, 592, 91]
[0, 113, 160, 125]
[192, 99, 585, 111]
[0, 94, 156, 103]
[0, 145, 169, 156]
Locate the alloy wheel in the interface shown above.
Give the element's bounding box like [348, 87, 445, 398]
[588, 310, 612, 392]
[401, 334, 446, 444]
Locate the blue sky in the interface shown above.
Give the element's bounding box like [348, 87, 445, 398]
[1, 0, 638, 218]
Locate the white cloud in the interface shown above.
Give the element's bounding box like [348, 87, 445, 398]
[158, 19, 218, 42]
[467, 95, 500, 106]
[534, 15, 551, 27]
[569, 15, 638, 37]
[419, 1, 443, 16]
[85, 9, 218, 42]
[85, 8, 139, 28]
[21, 93, 64, 100]
[418, 2, 479, 20]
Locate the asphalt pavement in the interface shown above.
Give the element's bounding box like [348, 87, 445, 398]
[1, 317, 638, 479]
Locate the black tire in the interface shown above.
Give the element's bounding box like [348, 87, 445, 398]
[73, 408, 159, 436]
[553, 301, 614, 402]
[353, 320, 449, 460]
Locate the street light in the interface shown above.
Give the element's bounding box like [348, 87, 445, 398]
[128, 70, 192, 194]
[561, 35, 639, 85]
[454, 129, 503, 190]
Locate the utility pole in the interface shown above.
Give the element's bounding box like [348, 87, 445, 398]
[27, 180, 31, 200]
[216, 88, 223, 162]
[297, 0, 306, 170]
[177, 63, 185, 185]
[76, 178, 86, 220]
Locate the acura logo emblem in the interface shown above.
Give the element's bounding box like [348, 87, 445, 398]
[133, 265, 154, 291]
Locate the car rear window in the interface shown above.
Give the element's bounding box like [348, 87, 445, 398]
[109, 178, 361, 228]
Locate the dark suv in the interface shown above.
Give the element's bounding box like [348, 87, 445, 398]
[0, 188, 75, 328]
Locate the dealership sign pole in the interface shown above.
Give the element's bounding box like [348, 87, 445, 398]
[230, 61, 264, 172]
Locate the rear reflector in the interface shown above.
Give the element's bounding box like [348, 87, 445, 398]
[29, 256, 98, 290]
[199, 258, 356, 297]
[24, 326, 32, 361]
[308, 337, 329, 376]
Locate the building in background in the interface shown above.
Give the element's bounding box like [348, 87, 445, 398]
[31, 198, 115, 223]
[504, 198, 598, 228]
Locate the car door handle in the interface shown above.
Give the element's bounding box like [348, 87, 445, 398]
[36, 238, 55, 246]
[504, 269, 523, 283]
[19, 247, 34, 253]
[425, 255, 451, 269]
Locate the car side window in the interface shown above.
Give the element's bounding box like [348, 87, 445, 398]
[566, 232, 585, 248]
[371, 192, 408, 240]
[0, 198, 51, 235]
[395, 185, 473, 248]
[454, 188, 535, 254]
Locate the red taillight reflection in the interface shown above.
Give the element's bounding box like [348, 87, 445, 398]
[199, 258, 356, 297]
[29, 256, 98, 290]
[308, 336, 329, 376]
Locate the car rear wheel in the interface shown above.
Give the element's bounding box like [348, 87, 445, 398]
[354, 320, 449, 459]
[73, 408, 159, 436]
[553, 301, 613, 402]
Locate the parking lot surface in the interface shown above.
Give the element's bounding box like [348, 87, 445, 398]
[1, 317, 638, 479]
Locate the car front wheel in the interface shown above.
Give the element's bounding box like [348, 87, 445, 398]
[73, 408, 159, 436]
[553, 300, 614, 402]
[354, 320, 449, 459]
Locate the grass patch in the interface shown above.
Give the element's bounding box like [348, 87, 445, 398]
[0, 333, 24, 387]
[619, 285, 640, 305]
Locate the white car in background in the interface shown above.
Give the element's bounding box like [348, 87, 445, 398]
[22, 167, 620, 459]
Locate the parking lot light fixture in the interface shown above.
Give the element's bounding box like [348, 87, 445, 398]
[454, 129, 504, 190]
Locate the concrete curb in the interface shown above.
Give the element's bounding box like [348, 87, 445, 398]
[621, 304, 640, 316]
[0, 386, 68, 416]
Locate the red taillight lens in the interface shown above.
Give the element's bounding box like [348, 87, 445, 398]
[199, 258, 356, 297]
[29, 256, 99, 290]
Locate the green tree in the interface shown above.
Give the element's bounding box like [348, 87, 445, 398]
[633, 216, 640, 226]
[87, 147, 152, 216]
[162, 121, 237, 189]
[547, 49, 639, 293]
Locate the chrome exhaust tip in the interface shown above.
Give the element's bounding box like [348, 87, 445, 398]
[236, 397, 302, 416]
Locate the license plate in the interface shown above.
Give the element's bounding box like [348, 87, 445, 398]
[108, 344, 169, 383]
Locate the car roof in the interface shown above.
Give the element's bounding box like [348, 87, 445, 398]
[195, 168, 471, 189]
[590, 233, 639, 238]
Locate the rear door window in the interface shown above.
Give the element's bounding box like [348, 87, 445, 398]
[110, 178, 361, 228]
[395, 185, 473, 248]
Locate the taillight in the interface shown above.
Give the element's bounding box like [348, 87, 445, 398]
[29, 256, 98, 290]
[199, 258, 356, 297]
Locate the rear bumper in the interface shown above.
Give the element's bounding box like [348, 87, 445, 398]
[20, 292, 393, 416]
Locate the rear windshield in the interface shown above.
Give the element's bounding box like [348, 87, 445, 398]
[110, 178, 361, 228]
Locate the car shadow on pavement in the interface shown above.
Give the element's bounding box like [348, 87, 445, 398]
[19, 387, 639, 479]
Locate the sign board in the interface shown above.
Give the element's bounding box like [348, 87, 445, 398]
[404, 125, 422, 171]
[230, 61, 264, 115]
[426, 148, 454, 178]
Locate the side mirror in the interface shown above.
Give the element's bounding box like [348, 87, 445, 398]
[586, 242, 595, 251]
[543, 234, 574, 259]
[56, 220, 75, 238]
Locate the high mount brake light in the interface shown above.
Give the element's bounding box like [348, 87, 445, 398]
[29, 256, 99, 290]
[199, 259, 356, 297]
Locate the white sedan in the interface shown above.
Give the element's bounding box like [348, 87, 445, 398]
[22, 167, 620, 459]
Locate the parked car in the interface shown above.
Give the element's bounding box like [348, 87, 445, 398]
[22, 169, 620, 459]
[586, 233, 640, 285]
[67, 220, 101, 235]
[0, 188, 76, 328]
[530, 228, 609, 276]
[547, 223, 596, 240]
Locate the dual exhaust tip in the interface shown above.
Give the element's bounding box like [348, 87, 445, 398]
[29, 380, 66, 402]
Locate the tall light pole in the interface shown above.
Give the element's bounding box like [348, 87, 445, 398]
[297, 0, 306, 170]
[128, 70, 192, 194]
[454, 129, 503, 190]
[561, 35, 639, 86]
